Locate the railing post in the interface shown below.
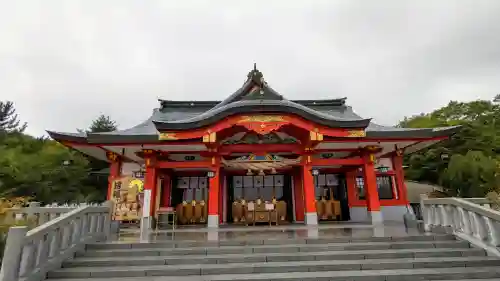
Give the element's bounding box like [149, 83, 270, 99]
[458, 207, 471, 235]
[102, 201, 114, 241]
[0, 226, 28, 281]
[26, 202, 41, 226]
[485, 217, 500, 247]
[420, 194, 431, 231]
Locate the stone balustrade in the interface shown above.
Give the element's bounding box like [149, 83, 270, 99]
[2, 202, 104, 227]
[0, 201, 113, 281]
[421, 195, 500, 256]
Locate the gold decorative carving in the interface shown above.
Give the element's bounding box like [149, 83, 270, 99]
[310, 131, 324, 141]
[238, 115, 285, 123]
[346, 130, 366, 138]
[369, 153, 376, 163]
[203, 134, 210, 143]
[106, 151, 118, 162]
[310, 131, 317, 141]
[158, 133, 178, 140]
[203, 132, 217, 143]
[364, 145, 380, 152]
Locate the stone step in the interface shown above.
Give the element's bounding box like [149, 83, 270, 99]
[64, 247, 486, 267]
[42, 277, 500, 281]
[47, 263, 500, 280]
[42, 278, 500, 281]
[80, 239, 470, 258]
[86, 234, 456, 250]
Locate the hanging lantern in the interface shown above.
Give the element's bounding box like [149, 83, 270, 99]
[377, 165, 389, 173]
[258, 170, 265, 176]
[246, 169, 253, 176]
[270, 168, 277, 174]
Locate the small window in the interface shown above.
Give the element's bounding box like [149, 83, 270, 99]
[355, 176, 395, 200]
[377, 176, 394, 200]
[315, 174, 341, 200]
[176, 176, 208, 202]
[356, 177, 365, 199]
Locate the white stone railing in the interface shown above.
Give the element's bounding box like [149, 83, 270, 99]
[0, 201, 113, 281]
[421, 195, 500, 256]
[2, 202, 105, 227]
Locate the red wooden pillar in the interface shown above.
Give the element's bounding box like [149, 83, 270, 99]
[392, 151, 408, 204]
[208, 159, 221, 228]
[293, 167, 305, 222]
[106, 155, 122, 201]
[144, 165, 158, 217]
[218, 170, 225, 224]
[302, 163, 317, 225]
[345, 169, 357, 207]
[362, 153, 382, 224]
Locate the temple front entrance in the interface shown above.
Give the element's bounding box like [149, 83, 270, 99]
[227, 174, 293, 225]
[314, 173, 350, 222]
[165, 168, 353, 227]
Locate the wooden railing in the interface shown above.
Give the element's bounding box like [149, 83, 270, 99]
[0, 201, 113, 281]
[421, 195, 500, 256]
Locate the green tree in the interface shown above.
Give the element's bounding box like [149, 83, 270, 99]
[400, 98, 500, 195]
[440, 151, 500, 197]
[76, 114, 119, 201]
[0, 133, 93, 203]
[88, 114, 117, 133]
[0, 101, 27, 133]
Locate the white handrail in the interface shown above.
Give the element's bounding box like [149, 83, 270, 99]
[421, 195, 500, 256]
[0, 201, 113, 281]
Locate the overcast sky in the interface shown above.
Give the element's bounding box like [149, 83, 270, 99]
[1, 0, 500, 137]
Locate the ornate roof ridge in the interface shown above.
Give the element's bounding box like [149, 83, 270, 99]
[158, 98, 348, 108]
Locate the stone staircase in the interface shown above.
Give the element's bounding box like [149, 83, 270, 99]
[46, 234, 500, 281]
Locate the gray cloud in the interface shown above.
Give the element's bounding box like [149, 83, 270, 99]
[1, 0, 500, 136]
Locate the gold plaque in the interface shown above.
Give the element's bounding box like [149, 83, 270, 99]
[202, 134, 210, 143]
[158, 133, 178, 140]
[346, 130, 366, 137]
[310, 131, 317, 141]
[202, 132, 217, 143]
[238, 115, 285, 123]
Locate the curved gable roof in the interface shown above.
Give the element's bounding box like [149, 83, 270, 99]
[154, 66, 371, 130]
[47, 65, 461, 144]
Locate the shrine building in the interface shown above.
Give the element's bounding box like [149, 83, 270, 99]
[47, 66, 460, 228]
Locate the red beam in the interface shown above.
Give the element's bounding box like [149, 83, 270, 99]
[219, 144, 303, 154]
[156, 161, 212, 169]
[311, 157, 363, 166]
[62, 141, 205, 147]
[97, 146, 138, 163]
[322, 136, 448, 143]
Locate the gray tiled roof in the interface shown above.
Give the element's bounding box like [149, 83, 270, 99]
[47, 67, 460, 144]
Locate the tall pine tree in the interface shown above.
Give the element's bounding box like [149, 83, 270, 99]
[89, 115, 117, 133]
[0, 101, 27, 133]
[79, 114, 119, 201]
